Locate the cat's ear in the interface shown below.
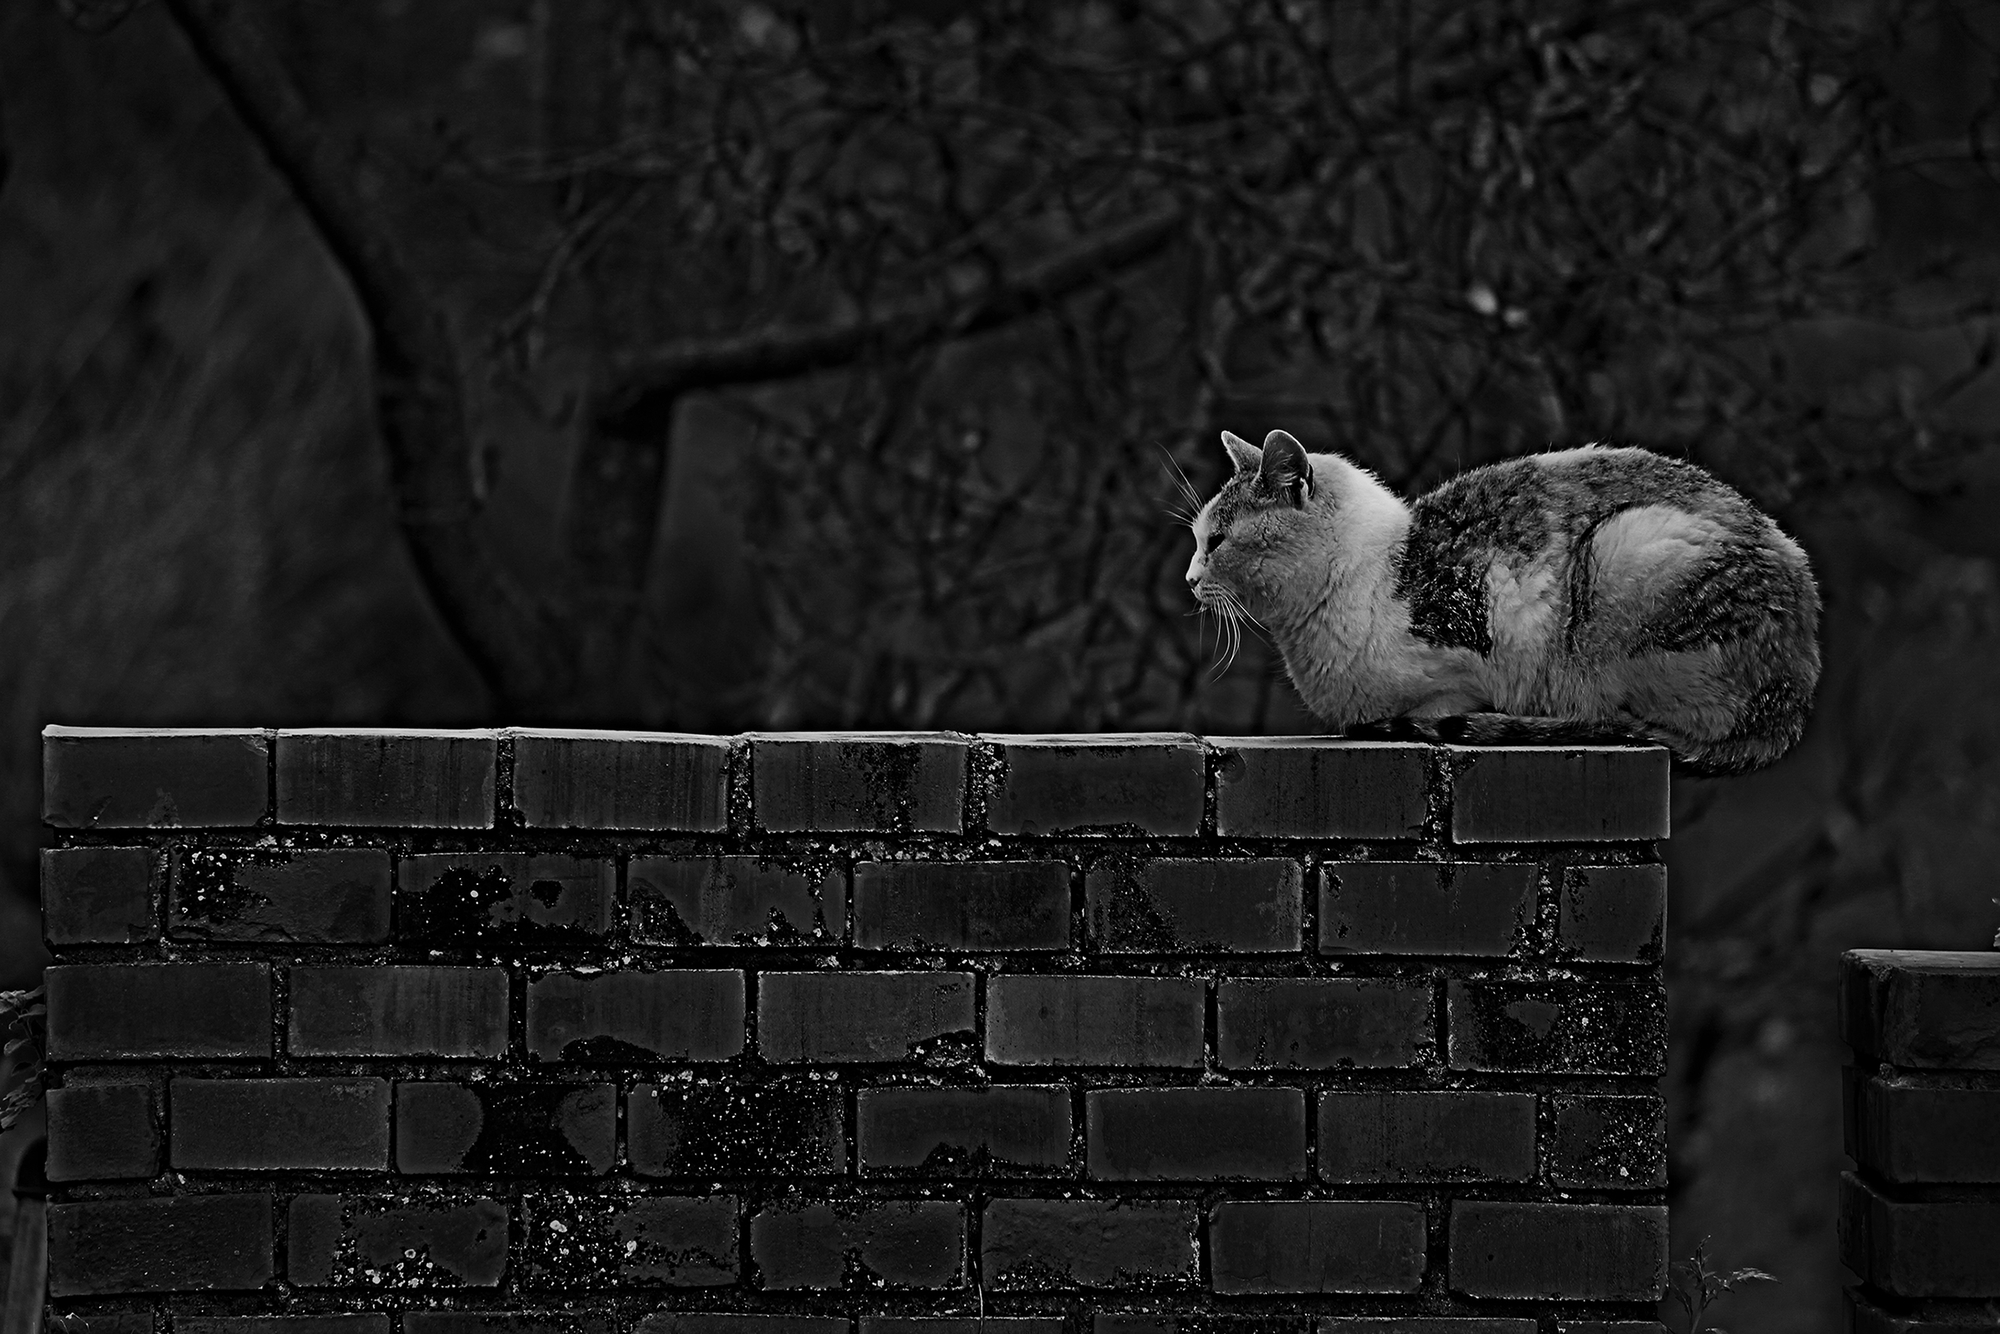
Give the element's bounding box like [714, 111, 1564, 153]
[1221, 430, 1261, 474]
[1260, 429, 1315, 506]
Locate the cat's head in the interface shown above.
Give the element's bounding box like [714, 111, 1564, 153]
[1186, 428, 1395, 625]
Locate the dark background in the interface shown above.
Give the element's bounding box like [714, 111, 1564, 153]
[5, 1, 2000, 1328]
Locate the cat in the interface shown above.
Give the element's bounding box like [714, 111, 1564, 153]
[1184, 429, 1821, 775]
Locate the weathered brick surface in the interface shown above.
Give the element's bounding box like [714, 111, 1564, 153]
[288, 965, 508, 1057]
[751, 1200, 965, 1288]
[276, 729, 496, 827]
[1558, 864, 1666, 963]
[42, 845, 155, 944]
[1318, 1091, 1535, 1183]
[47, 963, 272, 1059]
[1449, 747, 1669, 843]
[396, 1080, 615, 1175]
[45, 1079, 160, 1181]
[1218, 978, 1431, 1070]
[857, 1085, 1071, 1174]
[1848, 1072, 2000, 1183]
[1087, 857, 1301, 953]
[1843, 949, 2000, 1070]
[523, 1193, 738, 1288]
[988, 974, 1204, 1067]
[399, 852, 615, 942]
[855, 860, 1071, 950]
[48, 1192, 275, 1294]
[1320, 861, 1533, 956]
[287, 1193, 509, 1287]
[985, 735, 1205, 835]
[1446, 978, 1667, 1075]
[527, 969, 744, 1062]
[760, 971, 975, 1062]
[1547, 1094, 1667, 1189]
[1840, 1170, 2000, 1298]
[1208, 1200, 1427, 1293]
[44, 726, 269, 829]
[509, 728, 729, 830]
[1211, 738, 1428, 838]
[172, 1077, 390, 1171]
[753, 733, 966, 833]
[1088, 1088, 1306, 1181]
[170, 847, 392, 944]
[1449, 1201, 1668, 1300]
[631, 855, 845, 945]
[629, 1081, 846, 1178]
[981, 1198, 1196, 1288]
[42, 727, 1671, 1330]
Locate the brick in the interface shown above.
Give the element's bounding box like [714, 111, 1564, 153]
[288, 966, 508, 1057]
[1318, 1091, 1535, 1183]
[1087, 1088, 1306, 1181]
[1087, 857, 1301, 953]
[1211, 738, 1429, 838]
[1554, 1326, 1669, 1334]
[523, 1193, 737, 1288]
[183, 1320, 391, 1334]
[169, 847, 391, 944]
[984, 734, 1204, 835]
[398, 852, 614, 943]
[276, 728, 496, 827]
[867, 1323, 1061, 1334]
[41, 846, 154, 944]
[509, 728, 729, 829]
[1449, 746, 1669, 843]
[980, 1198, 1195, 1288]
[1558, 864, 1666, 962]
[1321, 1323, 1536, 1334]
[751, 1200, 964, 1288]
[1448, 1201, 1667, 1301]
[1319, 861, 1533, 956]
[184, 1320, 390, 1334]
[46, 1316, 150, 1334]
[47, 963, 271, 1060]
[1446, 979, 1666, 1075]
[1850, 1072, 2000, 1183]
[1218, 978, 1431, 1070]
[854, 860, 1070, 950]
[396, 1081, 614, 1175]
[629, 1081, 845, 1177]
[47, 1192, 274, 1295]
[404, 1317, 613, 1334]
[1840, 1170, 2000, 1297]
[759, 971, 974, 1063]
[631, 855, 845, 945]
[1209, 1200, 1426, 1293]
[1100, 1323, 1313, 1334]
[1845, 1290, 1989, 1333]
[45, 1080, 159, 1181]
[752, 733, 966, 833]
[172, 1077, 389, 1171]
[286, 1193, 508, 1287]
[987, 975, 1203, 1067]
[527, 969, 744, 1062]
[857, 1085, 1071, 1174]
[638, 1320, 848, 1334]
[43, 726, 269, 829]
[1843, 950, 2000, 1070]
[1547, 1094, 1666, 1189]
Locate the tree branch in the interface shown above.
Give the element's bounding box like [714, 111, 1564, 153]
[160, 0, 578, 711]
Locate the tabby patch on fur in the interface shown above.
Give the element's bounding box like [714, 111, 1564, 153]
[1184, 430, 1821, 776]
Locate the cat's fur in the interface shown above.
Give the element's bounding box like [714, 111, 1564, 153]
[1185, 429, 1821, 775]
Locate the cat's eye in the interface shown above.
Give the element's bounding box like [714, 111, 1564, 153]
[1207, 531, 1229, 551]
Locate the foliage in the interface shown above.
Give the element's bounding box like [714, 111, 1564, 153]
[1669, 1236, 1778, 1334]
[0, 986, 44, 1133]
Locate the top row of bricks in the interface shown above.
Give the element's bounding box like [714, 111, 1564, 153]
[41, 728, 1669, 844]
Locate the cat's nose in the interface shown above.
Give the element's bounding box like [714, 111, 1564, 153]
[1184, 555, 1202, 588]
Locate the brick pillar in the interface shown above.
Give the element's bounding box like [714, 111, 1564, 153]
[1840, 949, 2000, 1330]
[38, 725, 1672, 1332]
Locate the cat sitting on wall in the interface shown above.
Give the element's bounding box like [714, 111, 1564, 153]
[1184, 429, 1820, 775]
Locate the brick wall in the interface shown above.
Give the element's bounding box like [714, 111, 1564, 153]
[39, 726, 1672, 1334]
[1839, 949, 2000, 1331]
